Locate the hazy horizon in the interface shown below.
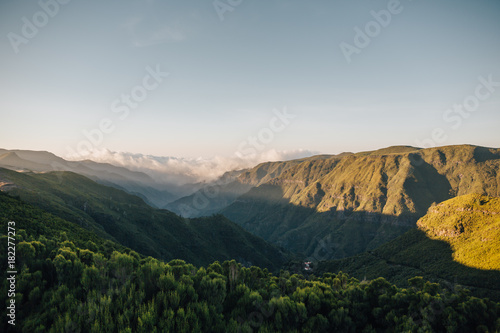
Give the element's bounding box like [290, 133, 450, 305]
[1, 0, 499, 160]
[1, 143, 497, 186]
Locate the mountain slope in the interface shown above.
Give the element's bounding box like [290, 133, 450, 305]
[0, 149, 177, 207]
[3, 191, 499, 332]
[0, 167, 288, 270]
[221, 145, 500, 260]
[0, 152, 49, 172]
[166, 155, 345, 217]
[314, 193, 500, 300]
[416, 193, 500, 270]
[0, 190, 126, 254]
[165, 178, 253, 217]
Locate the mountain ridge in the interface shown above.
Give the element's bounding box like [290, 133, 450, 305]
[166, 153, 350, 217]
[314, 193, 500, 300]
[0, 149, 179, 207]
[221, 144, 500, 260]
[0, 167, 289, 270]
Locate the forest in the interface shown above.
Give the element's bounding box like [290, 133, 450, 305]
[1, 192, 499, 332]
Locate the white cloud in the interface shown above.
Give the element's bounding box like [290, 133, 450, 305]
[66, 148, 318, 185]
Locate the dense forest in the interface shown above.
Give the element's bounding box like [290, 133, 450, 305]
[0, 167, 288, 270]
[1, 193, 499, 332]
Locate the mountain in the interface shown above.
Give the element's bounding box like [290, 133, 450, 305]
[166, 155, 346, 217]
[0, 167, 288, 270]
[0, 151, 50, 172]
[3, 191, 499, 332]
[1, 147, 500, 331]
[0, 149, 178, 207]
[314, 193, 500, 300]
[417, 193, 500, 270]
[221, 145, 500, 260]
[164, 175, 253, 218]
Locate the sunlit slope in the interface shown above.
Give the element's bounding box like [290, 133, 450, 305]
[314, 193, 500, 300]
[222, 145, 500, 259]
[166, 155, 340, 217]
[417, 193, 500, 270]
[269, 145, 499, 216]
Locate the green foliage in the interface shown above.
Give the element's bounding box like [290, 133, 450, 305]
[315, 194, 500, 301]
[1, 199, 499, 332]
[0, 168, 288, 271]
[1, 146, 500, 332]
[417, 193, 500, 270]
[222, 145, 500, 260]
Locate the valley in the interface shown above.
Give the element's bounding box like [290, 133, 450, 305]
[1, 144, 500, 331]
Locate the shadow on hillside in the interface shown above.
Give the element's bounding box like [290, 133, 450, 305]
[223, 187, 423, 262]
[315, 229, 500, 301]
[406, 154, 452, 211]
[222, 184, 500, 300]
[473, 146, 500, 163]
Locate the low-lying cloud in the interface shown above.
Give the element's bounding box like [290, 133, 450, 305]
[66, 148, 318, 185]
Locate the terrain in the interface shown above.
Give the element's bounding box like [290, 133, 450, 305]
[221, 145, 500, 260]
[1, 192, 499, 332]
[0, 167, 288, 270]
[314, 193, 500, 300]
[1, 144, 500, 331]
[165, 155, 337, 218]
[0, 149, 190, 207]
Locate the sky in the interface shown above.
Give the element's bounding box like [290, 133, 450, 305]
[1, 0, 499, 168]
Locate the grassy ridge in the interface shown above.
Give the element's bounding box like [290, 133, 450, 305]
[0, 168, 288, 270]
[417, 193, 500, 270]
[315, 193, 500, 300]
[222, 145, 500, 260]
[166, 154, 347, 218]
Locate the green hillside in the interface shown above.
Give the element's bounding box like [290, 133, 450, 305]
[417, 193, 500, 270]
[166, 155, 339, 218]
[222, 145, 500, 260]
[1, 193, 499, 332]
[0, 148, 178, 208]
[236, 155, 339, 187]
[0, 168, 288, 270]
[1, 149, 500, 331]
[314, 194, 500, 300]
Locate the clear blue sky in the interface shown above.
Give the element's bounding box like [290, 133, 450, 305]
[1, 0, 499, 159]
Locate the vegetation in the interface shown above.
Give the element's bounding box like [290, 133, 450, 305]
[1, 145, 500, 331]
[166, 155, 336, 218]
[315, 194, 500, 301]
[0, 168, 288, 270]
[222, 145, 500, 260]
[1, 193, 499, 332]
[417, 193, 500, 270]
